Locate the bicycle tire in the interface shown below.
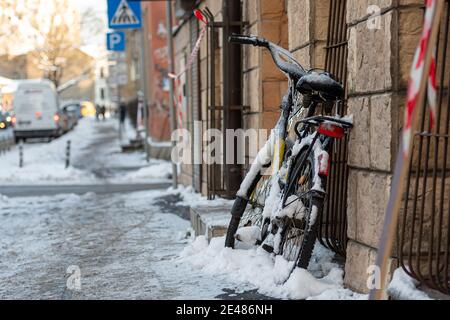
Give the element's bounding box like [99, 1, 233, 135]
[225, 173, 270, 248]
[225, 138, 294, 249]
[279, 146, 325, 269]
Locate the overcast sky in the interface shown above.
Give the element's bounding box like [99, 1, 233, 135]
[70, 0, 107, 14]
[69, 0, 108, 57]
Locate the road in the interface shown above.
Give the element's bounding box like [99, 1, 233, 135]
[0, 119, 269, 300]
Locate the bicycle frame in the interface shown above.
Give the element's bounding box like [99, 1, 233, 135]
[282, 115, 353, 207]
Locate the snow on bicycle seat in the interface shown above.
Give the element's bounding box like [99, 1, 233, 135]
[296, 71, 344, 101]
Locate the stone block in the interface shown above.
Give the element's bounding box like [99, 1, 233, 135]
[288, 0, 310, 50]
[346, 170, 392, 248]
[243, 23, 260, 72]
[244, 0, 259, 25]
[347, 96, 371, 169]
[370, 94, 393, 172]
[262, 50, 286, 81]
[314, 0, 330, 41]
[347, 11, 393, 94]
[398, 8, 423, 90]
[243, 68, 261, 113]
[344, 240, 397, 294]
[312, 40, 327, 70]
[190, 205, 232, 241]
[292, 46, 311, 70]
[260, 0, 285, 20]
[347, 0, 393, 25]
[263, 81, 282, 111]
[261, 111, 280, 130]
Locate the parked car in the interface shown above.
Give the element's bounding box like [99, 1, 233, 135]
[61, 104, 80, 130]
[55, 109, 69, 134]
[60, 101, 82, 119]
[0, 111, 12, 130]
[1, 79, 60, 142]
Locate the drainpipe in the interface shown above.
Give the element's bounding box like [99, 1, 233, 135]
[166, 0, 179, 188]
[222, 0, 242, 197]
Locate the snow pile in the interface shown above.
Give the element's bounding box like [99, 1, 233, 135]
[0, 118, 98, 184]
[114, 160, 172, 182]
[387, 268, 431, 300]
[180, 236, 359, 300]
[171, 185, 234, 208]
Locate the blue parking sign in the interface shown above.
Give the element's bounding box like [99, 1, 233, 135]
[107, 0, 142, 29]
[107, 32, 125, 51]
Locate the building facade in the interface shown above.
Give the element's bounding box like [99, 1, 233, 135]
[0, 48, 96, 102]
[170, 0, 450, 295]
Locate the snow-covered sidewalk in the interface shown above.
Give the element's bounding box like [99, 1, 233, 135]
[0, 118, 171, 185]
[176, 185, 435, 300]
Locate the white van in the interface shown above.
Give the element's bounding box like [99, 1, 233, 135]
[1, 79, 60, 141]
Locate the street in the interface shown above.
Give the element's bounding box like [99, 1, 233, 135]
[2, 0, 444, 302]
[0, 119, 257, 299]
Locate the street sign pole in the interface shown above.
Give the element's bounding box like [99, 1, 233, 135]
[139, 18, 150, 163]
[166, 1, 178, 189]
[118, 84, 122, 140]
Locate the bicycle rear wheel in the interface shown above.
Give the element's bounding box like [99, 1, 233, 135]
[280, 147, 324, 269]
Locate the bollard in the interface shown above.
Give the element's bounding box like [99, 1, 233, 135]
[19, 142, 23, 168]
[65, 140, 71, 169]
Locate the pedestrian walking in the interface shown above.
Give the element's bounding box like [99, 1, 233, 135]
[101, 105, 106, 121]
[119, 102, 126, 140]
[95, 104, 100, 122]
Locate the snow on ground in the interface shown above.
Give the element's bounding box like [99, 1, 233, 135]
[179, 235, 367, 300]
[114, 160, 172, 182]
[0, 189, 238, 299]
[168, 185, 367, 300]
[0, 118, 172, 185]
[0, 120, 98, 184]
[0, 128, 14, 140]
[169, 184, 234, 208]
[387, 268, 431, 300]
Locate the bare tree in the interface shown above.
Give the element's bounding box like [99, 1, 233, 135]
[0, 0, 82, 86]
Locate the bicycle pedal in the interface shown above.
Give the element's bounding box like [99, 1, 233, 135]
[262, 244, 274, 253]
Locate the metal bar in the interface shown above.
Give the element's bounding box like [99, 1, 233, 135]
[207, 9, 217, 199]
[432, 3, 450, 292]
[140, 8, 150, 163]
[370, 0, 445, 299]
[398, 0, 450, 294]
[165, 0, 178, 188]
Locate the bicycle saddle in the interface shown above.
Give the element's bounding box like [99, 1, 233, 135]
[296, 71, 344, 101]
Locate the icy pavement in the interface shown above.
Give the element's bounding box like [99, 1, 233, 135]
[0, 190, 250, 299]
[0, 118, 269, 299]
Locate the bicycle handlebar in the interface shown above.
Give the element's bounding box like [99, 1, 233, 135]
[228, 34, 269, 47]
[229, 33, 305, 79]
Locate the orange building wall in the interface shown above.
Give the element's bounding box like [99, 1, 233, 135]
[142, 2, 171, 142]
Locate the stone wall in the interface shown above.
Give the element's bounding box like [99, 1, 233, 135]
[344, 0, 424, 293]
[174, 10, 194, 189]
[242, 0, 289, 165]
[173, 0, 435, 294]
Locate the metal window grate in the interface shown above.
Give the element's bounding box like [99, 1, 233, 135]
[319, 0, 349, 257]
[399, 0, 450, 295]
[203, 4, 245, 200]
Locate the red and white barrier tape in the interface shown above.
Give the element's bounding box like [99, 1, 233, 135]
[403, 0, 438, 157]
[168, 10, 207, 130]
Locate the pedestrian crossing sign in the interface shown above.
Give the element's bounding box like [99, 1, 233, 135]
[108, 0, 142, 29]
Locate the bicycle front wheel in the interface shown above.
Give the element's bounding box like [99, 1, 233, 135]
[225, 174, 272, 248]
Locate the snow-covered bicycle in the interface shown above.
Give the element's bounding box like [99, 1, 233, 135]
[224, 34, 353, 276]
